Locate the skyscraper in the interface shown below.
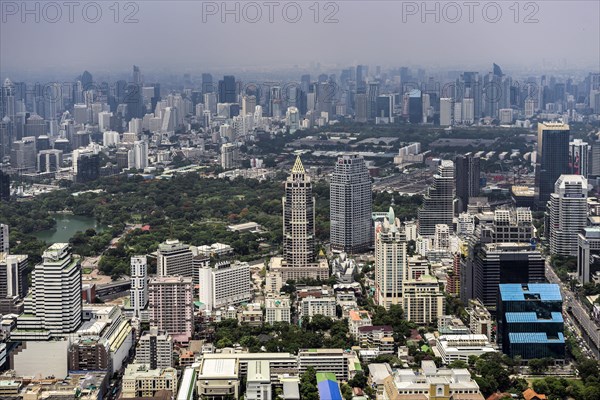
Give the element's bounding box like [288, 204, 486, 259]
[218, 75, 237, 103]
[0, 253, 28, 314]
[535, 122, 570, 204]
[130, 256, 148, 319]
[15, 243, 82, 337]
[440, 98, 453, 126]
[408, 89, 423, 124]
[148, 276, 193, 343]
[568, 139, 589, 177]
[418, 160, 455, 236]
[455, 154, 481, 212]
[279, 156, 328, 281]
[330, 155, 372, 253]
[157, 239, 193, 279]
[1, 78, 16, 120]
[0, 223, 8, 253]
[374, 207, 407, 309]
[548, 175, 588, 256]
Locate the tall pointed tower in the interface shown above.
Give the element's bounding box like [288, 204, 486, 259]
[277, 156, 328, 281]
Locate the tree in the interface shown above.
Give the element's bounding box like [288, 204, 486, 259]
[300, 367, 319, 400]
[348, 371, 367, 389]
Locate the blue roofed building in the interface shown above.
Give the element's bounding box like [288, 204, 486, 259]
[316, 372, 343, 400]
[497, 283, 565, 360]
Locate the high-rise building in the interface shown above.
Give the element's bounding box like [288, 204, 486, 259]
[218, 75, 237, 103]
[130, 256, 148, 319]
[285, 107, 300, 133]
[135, 327, 173, 369]
[330, 155, 372, 253]
[375, 207, 407, 309]
[221, 143, 240, 170]
[548, 175, 588, 256]
[354, 94, 368, 123]
[569, 139, 589, 177]
[408, 89, 423, 124]
[198, 260, 251, 310]
[497, 284, 565, 360]
[0, 170, 10, 201]
[418, 160, 454, 236]
[455, 155, 480, 212]
[265, 295, 291, 324]
[440, 98, 453, 126]
[15, 243, 82, 337]
[37, 149, 62, 173]
[128, 140, 148, 170]
[1, 78, 16, 120]
[402, 275, 445, 325]
[0, 223, 8, 253]
[472, 243, 545, 309]
[0, 253, 28, 314]
[75, 152, 100, 183]
[535, 122, 570, 204]
[157, 239, 193, 279]
[10, 136, 36, 171]
[278, 156, 328, 281]
[577, 227, 600, 284]
[148, 276, 193, 343]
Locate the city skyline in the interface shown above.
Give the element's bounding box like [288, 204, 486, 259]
[1, 1, 599, 78]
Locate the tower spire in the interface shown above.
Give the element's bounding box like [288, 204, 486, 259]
[291, 155, 305, 174]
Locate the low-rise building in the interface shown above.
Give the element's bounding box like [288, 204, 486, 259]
[197, 358, 240, 399]
[348, 309, 372, 338]
[246, 360, 271, 400]
[300, 296, 336, 321]
[357, 325, 394, 354]
[265, 295, 291, 324]
[433, 334, 497, 364]
[121, 363, 178, 398]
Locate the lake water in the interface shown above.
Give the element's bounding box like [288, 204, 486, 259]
[34, 214, 106, 244]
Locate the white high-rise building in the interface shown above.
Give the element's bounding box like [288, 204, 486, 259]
[440, 98, 453, 126]
[462, 98, 475, 124]
[330, 155, 373, 253]
[198, 260, 251, 310]
[16, 243, 81, 337]
[98, 111, 112, 132]
[204, 93, 217, 114]
[130, 256, 148, 319]
[0, 224, 8, 253]
[103, 130, 120, 147]
[128, 140, 148, 170]
[525, 99, 536, 118]
[157, 239, 193, 279]
[221, 143, 239, 170]
[129, 118, 142, 134]
[375, 207, 407, 309]
[453, 102, 462, 124]
[548, 175, 588, 256]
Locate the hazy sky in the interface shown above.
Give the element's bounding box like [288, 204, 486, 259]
[1, 0, 599, 78]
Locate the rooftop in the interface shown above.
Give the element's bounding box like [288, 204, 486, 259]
[499, 284, 562, 302]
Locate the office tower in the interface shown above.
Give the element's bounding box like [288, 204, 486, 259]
[418, 160, 454, 236]
[462, 98, 474, 124]
[497, 284, 565, 360]
[402, 275, 445, 324]
[202, 73, 214, 94]
[24, 114, 45, 137]
[460, 72, 481, 119]
[490, 208, 534, 243]
[1, 78, 16, 120]
[218, 75, 237, 103]
[569, 139, 589, 176]
[375, 95, 393, 122]
[283, 156, 316, 268]
[355, 93, 368, 122]
[148, 276, 193, 342]
[242, 95, 256, 116]
[330, 155, 372, 253]
[157, 239, 193, 279]
[0, 253, 28, 314]
[472, 243, 545, 309]
[535, 122, 570, 204]
[285, 107, 300, 133]
[367, 82, 380, 119]
[221, 143, 240, 170]
[36, 135, 50, 151]
[10, 136, 36, 171]
[133, 65, 143, 85]
[135, 327, 173, 369]
[577, 227, 600, 284]
[16, 243, 82, 335]
[0, 223, 8, 253]
[198, 260, 251, 309]
[374, 207, 407, 309]
[278, 156, 328, 281]
[130, 256, 148, 319]
[128, 140, 148, 170]
[440, 98, 453, 126]
[0, 117, 13, 158]
[0, 170, 10, 201]
[75, 152, 100, 183]
[37, 149, 63, 173]
[455, 155, 480, 212]
[548, 175, 588, 256]
[204, 92, 217, 114]
[408, 89, 423, 123]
